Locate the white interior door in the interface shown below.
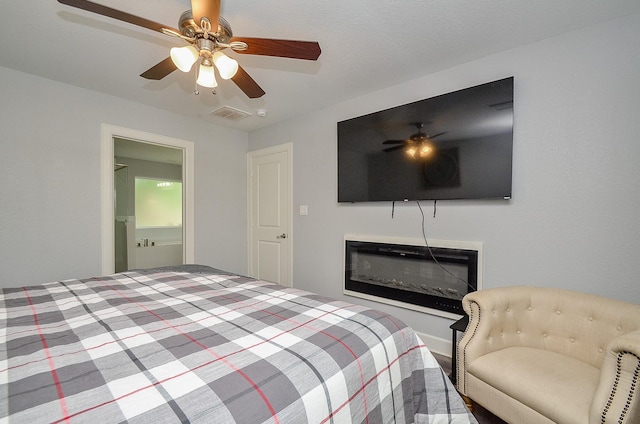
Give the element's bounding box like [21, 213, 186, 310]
[248, 144, 292, 286]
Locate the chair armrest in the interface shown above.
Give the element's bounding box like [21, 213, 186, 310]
[590, 329, 640, 424]
[455, 287, 527, 394]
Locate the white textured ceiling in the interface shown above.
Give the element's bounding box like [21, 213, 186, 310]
[1, 1, 639, 132]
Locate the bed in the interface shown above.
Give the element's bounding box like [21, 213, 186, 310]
[0, 266, 476, 423]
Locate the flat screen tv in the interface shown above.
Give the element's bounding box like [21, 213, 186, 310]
[337, 77, 514, 202]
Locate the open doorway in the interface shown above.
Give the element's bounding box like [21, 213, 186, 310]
[101, 124, 194, 275]
[114, 138, 184, 272]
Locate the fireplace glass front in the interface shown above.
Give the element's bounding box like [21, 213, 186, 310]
[344, 239, 479, 316]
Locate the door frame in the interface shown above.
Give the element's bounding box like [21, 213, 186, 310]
[247, 143, 293, 285]
[101, 124, 194, 275]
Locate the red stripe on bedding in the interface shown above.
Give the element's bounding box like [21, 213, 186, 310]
[23, 288, 71, 424]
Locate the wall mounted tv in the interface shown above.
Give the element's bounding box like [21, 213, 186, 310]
[337, 77, 514, 202]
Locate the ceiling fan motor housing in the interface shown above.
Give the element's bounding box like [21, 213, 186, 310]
[178, 10, 232, 45]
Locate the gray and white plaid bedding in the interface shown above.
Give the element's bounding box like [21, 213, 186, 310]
[0, 269, 476, 423]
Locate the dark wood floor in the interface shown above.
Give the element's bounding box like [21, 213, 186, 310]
[432, 352, 506, 424]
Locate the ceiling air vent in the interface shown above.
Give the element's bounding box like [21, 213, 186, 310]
[210, 106, 253, 121]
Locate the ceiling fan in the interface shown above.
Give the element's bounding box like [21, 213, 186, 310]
[57, 0, 321, 98]
[382, 123, 446, 159]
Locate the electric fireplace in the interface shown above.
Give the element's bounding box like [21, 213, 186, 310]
[344, 235, 482, 318]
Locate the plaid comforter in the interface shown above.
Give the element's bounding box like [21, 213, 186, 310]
[0, 269, 476, 423]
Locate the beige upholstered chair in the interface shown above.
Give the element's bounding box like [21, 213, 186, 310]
[456, 286, 640, 424]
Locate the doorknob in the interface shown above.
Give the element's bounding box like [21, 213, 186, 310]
[277, 233, 287, 239]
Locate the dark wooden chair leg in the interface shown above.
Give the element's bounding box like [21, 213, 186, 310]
[462, 395, 473, 412]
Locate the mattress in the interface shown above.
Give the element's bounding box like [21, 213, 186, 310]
[0, 267, 476, 423]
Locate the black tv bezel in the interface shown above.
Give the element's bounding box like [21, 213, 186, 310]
[337, 77, 514, 203]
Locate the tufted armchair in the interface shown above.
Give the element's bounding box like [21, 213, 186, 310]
[456, 286, 640, 424]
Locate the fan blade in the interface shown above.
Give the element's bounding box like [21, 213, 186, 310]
[140, 57, 177, 80]
[382, 140, 407, 145]
[230, 37, 321, 60]
[57, 0, 179, 34]
[231, 66, 266, 98]
[428, 132, 447, 139]
[383, 145, 405, 153]
[191, 0, 220, 31]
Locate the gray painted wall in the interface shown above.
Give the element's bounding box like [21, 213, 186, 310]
[0, 67, 249, 286]
[248, 15, 640, 340]
[1, 14, 638, 345]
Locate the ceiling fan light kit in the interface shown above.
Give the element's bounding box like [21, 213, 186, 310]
[171, 39, 239, 88]
[56, 0, 321, 99]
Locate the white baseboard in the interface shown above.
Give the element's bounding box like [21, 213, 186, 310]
[414, 330, 452, 358]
